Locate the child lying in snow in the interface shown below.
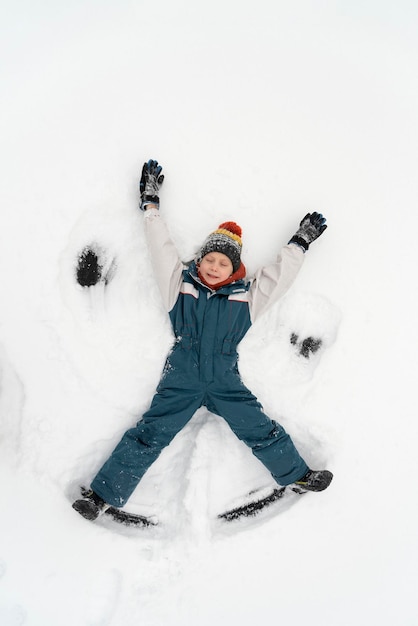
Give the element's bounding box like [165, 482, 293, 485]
[73, 159, 333, 521]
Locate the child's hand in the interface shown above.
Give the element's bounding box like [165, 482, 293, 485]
[139, 159, 164, 211]
[288, 212, 327, 251]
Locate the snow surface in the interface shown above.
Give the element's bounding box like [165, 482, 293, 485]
[1, 1, 418, 625]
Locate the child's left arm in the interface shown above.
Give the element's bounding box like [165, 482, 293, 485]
[248, 212, 327, 322]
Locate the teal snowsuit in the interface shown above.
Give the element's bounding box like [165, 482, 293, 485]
[91, 211, 309, 507]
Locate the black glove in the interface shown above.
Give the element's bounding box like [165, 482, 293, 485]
[139, 159, 164, 210]
[289, 212, 327, 251]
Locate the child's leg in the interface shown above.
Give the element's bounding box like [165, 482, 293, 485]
[206, 380, 309, 486]
[91, 386, 203, 507]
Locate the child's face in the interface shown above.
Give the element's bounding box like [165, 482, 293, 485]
[199, 252, 233, 285]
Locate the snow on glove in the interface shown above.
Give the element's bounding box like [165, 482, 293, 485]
[289, 212, 327, 251]
[139, 159, 164, 210]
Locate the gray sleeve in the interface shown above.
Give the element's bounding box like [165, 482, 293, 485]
[248, 244, 305, 322]
[143, 209, 185, 312]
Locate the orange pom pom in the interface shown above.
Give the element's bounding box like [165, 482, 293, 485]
[218, 221, 242, 237]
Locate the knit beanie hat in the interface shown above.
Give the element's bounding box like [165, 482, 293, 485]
[198, 222, 243, 273]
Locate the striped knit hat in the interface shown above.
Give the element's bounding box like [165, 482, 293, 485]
[198, 222, 243, 273]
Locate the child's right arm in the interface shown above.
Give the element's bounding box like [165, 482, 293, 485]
[139, 159, 184, 312]
[143, 209, 184, 313]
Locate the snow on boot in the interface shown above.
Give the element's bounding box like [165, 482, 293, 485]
[292, 470, 333, 493]
[72, 489, 109, 521]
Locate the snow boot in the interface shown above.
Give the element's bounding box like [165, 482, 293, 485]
[72, 489, 110, 521]
[292, 469, 333, 493]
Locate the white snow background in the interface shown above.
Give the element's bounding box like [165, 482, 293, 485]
[1, 1, 418, 625]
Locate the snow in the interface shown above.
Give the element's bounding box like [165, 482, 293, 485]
[1, 1, 418, 624]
